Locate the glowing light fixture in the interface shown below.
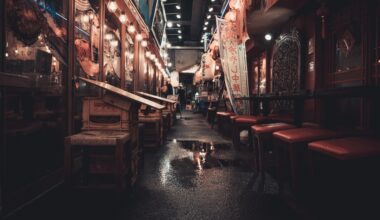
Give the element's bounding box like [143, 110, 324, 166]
[167, 21, 173, 28]
[176, 5, 181, 10]
[203, 27, 207, 31]
[177, 30, 182, 34]
[176, 14, 181, 19]
[141, 40, 148, 47]
[166, 42, 172, 48]
[107, 0, 117, 13]
[208, 7, 213, 12]
[119, 12, 127, 24]
[204, 21, 209, 25]
[207, 14, 211, 19]
[168, 62, 172, 67]
[265, 33, 272, 41]
[176, 23, 181, 27]
[136, 33, 143, 41]
[127, 24, 136, 34]
[178, 35, 182, 39]
[146, 51, 151, 57]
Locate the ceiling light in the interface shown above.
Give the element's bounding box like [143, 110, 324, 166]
[177, 30, 182, 34]
[107, 0, 117, 13]
[176, 5, 181, 10]
[176, 23, 181, 27]
[178, 35, 182, 39]
[176, 14, 181, 19]
[200, 39, 204, 43]
[204, 21, 209, 25]
[141, 40, 148, 47]
[203, 27, 207, 31]
[136, 33, 143, 41]
[207, 14, 211, 19]
[208, 7, 213, 12]
[167, 21, 173, 28]
[265, 33, 272, 41]
[127, 24, 136, 34]
[166, 42, 172, 48]
[211, 0, 216, 2]
[119, 12, 127, 24]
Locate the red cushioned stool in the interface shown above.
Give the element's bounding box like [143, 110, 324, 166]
[251, 123, 296, 173]
[272, 127, 340, 193]
[232, 115, 271, 150]
[308, 137, 380, 207]
[216, 111, 235, 137]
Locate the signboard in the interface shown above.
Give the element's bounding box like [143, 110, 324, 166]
[150, 0, 167, 47]
[216, 17, 250, 115]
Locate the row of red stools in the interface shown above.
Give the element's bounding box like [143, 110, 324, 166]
[216, 111, 380, 197]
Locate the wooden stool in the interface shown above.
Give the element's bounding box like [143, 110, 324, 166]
[232, 115, 271, 149]
[251, 123, 296, 173]
[64, 130, 130, 192]
[216, 112, 235, 136]
[139, 117, 162, 148]
[273, 127, 340, 193]
[308, 137, 380, 206]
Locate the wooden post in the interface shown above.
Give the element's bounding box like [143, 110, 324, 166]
[67, 0, 75, 136]
[133, 41, 140, 91]
[99, 0, 105, 82]
[120, 25, 126, 89]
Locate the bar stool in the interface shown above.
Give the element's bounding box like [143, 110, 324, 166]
[272, 127, 340, 193]
[216, 111, 235, 136]
[64, 130, 130, 192]
[232, 115, 271, 149]
[308, 137, 380, 208]
[251, 123, 296, 173]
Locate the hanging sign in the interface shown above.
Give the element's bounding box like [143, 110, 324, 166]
[216, 17, 250, 115]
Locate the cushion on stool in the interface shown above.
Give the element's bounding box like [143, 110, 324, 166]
[235, 115, 268, 124]
[217, 111, 234, 116]
[308, 137, 380, 160]
[273, 128, 338, 144]
[252, 123, 296, 134]
[68, 131, 130, 146]
[268, 114, 294, 123]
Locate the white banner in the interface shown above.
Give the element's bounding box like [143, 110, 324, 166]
[216, 17, 250, 115]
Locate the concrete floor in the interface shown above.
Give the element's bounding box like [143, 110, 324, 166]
[11, 111, 378, 220]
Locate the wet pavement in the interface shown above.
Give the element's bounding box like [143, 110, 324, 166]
[9, 111, 302, 220]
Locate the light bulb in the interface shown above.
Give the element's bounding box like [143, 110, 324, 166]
[176, 5, 181, 10]
[207, 14, 211, 19]
[167, 21, 173, 28]
[166, 42, 171, 48]
[177, 30, 182, 34]
[208, 7, 213, 12]
[127, 24, 136, 34]
[265, 33, 272, 41]
[204, 21, 209, 25]
[141, 40, 148, 47]
[178, 35, 182, 39]
[107, 0, 117, 13]
[176, 14, 181, 19]
[119, 12, 127, 24]
[136, 33, 143, 41]
[176, 23, 181, 27]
